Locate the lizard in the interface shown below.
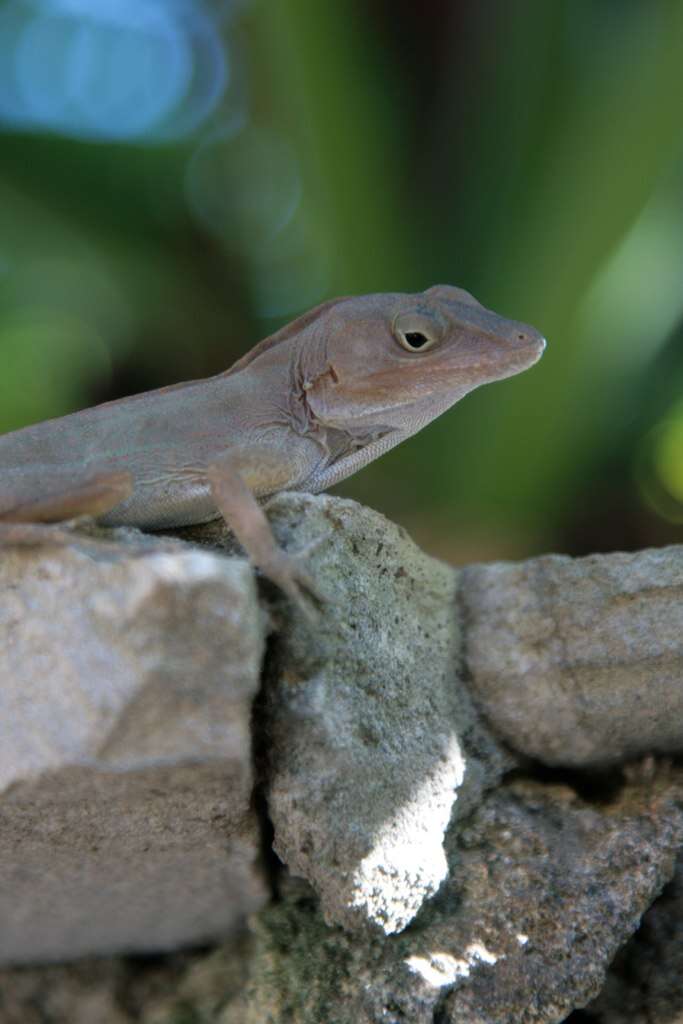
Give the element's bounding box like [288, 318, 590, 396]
[0, 285, 545, 609]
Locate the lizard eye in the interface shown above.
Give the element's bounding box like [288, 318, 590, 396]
[393, 313, 441, 353]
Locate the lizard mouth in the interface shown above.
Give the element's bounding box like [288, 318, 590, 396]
[500, 332, 546, 371]
[456, 343, 545, 383]
[528, 335, 547, 361]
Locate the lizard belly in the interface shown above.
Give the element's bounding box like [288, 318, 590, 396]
[99, 476, 218, 529]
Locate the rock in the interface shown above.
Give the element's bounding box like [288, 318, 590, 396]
[0, 939, 252, 1024]
[3, 764, 680, 1024]
[460, 546, 683, 766]
[229, 768, 683, 1024]
[0, 505, 682, 1020]
[0, 527, 268, 964]
[259, 493, 512, 935]
[583, 844, 683, 1024]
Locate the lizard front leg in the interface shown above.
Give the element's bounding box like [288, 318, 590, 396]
[207, 447, 322, 613]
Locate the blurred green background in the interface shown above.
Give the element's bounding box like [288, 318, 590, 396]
[1, 0, 682, 564]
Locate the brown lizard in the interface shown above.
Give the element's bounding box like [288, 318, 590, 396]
[0, 285, 545, 608]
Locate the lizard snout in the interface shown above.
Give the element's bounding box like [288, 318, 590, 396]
[508, 324, 546, 365]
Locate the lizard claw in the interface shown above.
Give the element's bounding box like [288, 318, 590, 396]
[258, 545, 326, 621]
[290, 532, 328, 562]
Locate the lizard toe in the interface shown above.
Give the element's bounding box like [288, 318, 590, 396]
[259, 547, 325, 620]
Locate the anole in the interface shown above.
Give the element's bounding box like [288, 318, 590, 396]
[0, 285, 545, 608]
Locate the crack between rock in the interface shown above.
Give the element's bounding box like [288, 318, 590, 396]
[250, 616, 287, 899]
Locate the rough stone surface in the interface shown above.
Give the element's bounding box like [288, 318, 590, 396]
[1, 499, 682, 1021]
[460, 546, 683, 766]
[3, 762, 682, 1024]
[226, 768, 683, 1024]
[582, 844, 683, 1024]
[0, 940, 253, 1024]
[0, 527, 268, 964]
[257, 493, 512, 934]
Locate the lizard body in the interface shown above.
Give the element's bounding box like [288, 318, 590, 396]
[0, 285, 545, 606]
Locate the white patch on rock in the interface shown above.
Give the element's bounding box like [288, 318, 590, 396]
[350, 735, 466, 932]
[405, 942, 501, 988]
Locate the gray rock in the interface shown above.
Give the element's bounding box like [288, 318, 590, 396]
[229, 768, 683, 1024]
[460, 546, 683, 766]
[260, 493, 515, 934]
[3, 765, 680, 1024]
[0, 528, 268, 964]
[584, 843, 683, 1024]
[2, 496, 683, 1020]
[0, 939, 252, 1024]
[0, 499, 679, 1019]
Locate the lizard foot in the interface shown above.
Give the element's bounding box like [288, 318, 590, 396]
[259, 545, 325, 621]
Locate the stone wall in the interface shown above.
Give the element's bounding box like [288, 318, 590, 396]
[0, 494, 681, 1023]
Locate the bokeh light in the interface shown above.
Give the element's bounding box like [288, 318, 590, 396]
[0, 0, 228, 141]
[187, 125, 302, 249]
[655, 408, 683, 506]
[186, 124, 330, 315]
[637, 403, 683, 526]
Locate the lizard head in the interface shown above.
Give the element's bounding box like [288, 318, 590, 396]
[303, 284, 546, 435]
